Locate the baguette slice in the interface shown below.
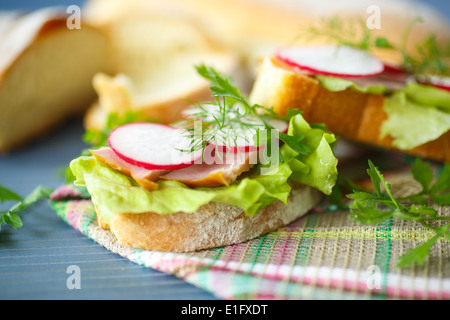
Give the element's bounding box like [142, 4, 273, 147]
[249, 57, 450, 163]
[96, 182, 322, 252]
[0, 8, 110, 153]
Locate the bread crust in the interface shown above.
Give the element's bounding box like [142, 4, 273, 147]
[83, 83, 214, 131]
[95, 182, 322, 252]
[0, 8, 110, 153]
[250, 57, 450, 163]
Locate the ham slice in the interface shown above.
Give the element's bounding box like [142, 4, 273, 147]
[160, 151, 258, 187]
[91, 147, 258, 189]
[90, 148, 166, 191]
[342, 67, 408, 92]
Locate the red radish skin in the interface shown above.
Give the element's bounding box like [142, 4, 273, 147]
[108, 122, 202, 171]
[417, 75, 450, 92]
[383, 63, 406, 75]
[431, 83, 450, 92]
[381, 63, 408, 83]
[277, 45, 385, 78]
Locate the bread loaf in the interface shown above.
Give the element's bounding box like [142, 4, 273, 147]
[84, 0, 450, 75]
[82, 12, 242, 130]
[81, 0, 450, 132]
[95, 182, 322, 252]
[0, 8, 110, 153]
[249, 57, 450, 163]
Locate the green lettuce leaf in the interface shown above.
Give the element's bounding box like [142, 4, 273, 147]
[70, 114, 338, 223]
[71, 155, 294, 222]
[381, 91, 450, 150]
[315, 75, 387, 95]
[404, 82, 450, 112]
[281, 115, 338, 195]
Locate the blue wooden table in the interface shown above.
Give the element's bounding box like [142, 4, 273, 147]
[0, 119, 217, 300]
[1, 0, 448, 301]
[0, 0, 216, 300]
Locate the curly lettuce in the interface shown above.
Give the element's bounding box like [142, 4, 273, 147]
[315, 75, 388, 95]
[381, 85, 450, 150]
[70, 114, 338, 223]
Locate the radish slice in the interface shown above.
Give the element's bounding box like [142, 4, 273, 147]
[277, 45, 385, 78]
[215, 118, 289, 153]
[108, 123, 202, 171]
[417, 75, 450, 92]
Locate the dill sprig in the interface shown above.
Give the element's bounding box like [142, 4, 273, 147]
[180, 101, 265, 154]
[177, 64, 309, 161]
[300, 15, 374, 50]
[299, 15, 450, 77]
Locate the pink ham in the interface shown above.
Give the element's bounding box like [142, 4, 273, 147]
[90, 148, 167, 191]
[160, 151, 258, 187]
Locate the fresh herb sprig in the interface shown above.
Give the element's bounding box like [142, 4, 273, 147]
[301, 15, 375, 51]
[179, 64, 311, 161]
[300, 15, 450, 77]
[347, 159, 450, 268]
[0, 185, 53, 231]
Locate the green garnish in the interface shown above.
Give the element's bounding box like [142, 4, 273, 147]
[0, 185, 53, 231]
[178, 64, 310, 162]
[300, 15, 377, 51]
[346, 159, 450, 268]
[300, 15, 450, 77]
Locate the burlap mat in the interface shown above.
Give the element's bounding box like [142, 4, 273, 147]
[50, 169, 450, 300]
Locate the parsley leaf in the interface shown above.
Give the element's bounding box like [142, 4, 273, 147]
[430, 164, 450, 193]
[347, 159, 450, 268]
[0, 186, 23, 203]
[0, 185, 53, 231]
[411, 158, 433, 193]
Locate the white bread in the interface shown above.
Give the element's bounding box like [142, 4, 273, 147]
[81, 0, 449, 132]
[96, 182, 322, 252]
[84, 0, 450, 74]
[0, 8, 110, 153]
[82, 13, 242, 130]
[249, 57, 450, 163]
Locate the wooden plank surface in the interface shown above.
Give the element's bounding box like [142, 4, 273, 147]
[0, 119, 217, 300]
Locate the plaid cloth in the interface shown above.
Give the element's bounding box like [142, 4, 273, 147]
[50, 175, 450, 300]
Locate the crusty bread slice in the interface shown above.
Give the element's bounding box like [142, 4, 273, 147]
[0, 8, 110, 153]
[81, 0, 450, 132]
[95, 182, 322, 252]
[83, 14, 241, 130]
[249, 57, 450, 163]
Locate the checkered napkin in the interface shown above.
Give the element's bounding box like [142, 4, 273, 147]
[50, 177, 450, 300]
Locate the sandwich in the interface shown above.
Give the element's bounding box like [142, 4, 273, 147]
[249, 18, 450, 163]
[67, 6, 449, 253]
[69, 65, 338, 252]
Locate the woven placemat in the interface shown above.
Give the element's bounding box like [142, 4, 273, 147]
[50, 173, 450, 300]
